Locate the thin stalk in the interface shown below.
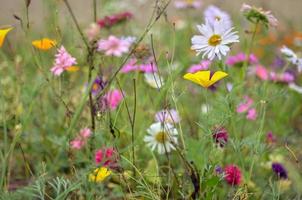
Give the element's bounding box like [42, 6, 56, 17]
[93, 0, 97, 22]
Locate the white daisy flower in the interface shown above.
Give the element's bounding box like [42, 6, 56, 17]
[191, 20, 239, 60]
[280, 46, 302, 72]
[204, 5, 233, 30]
[144, 73, 164, 89]
[144, 122, 178, 154]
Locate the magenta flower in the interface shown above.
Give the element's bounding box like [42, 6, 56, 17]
[121, 58, 158, 74]
[187, 60, 211, 73]
[95, 147, 118, 169]
[121, 59, 138, 73]
[155, 109, 181, 124]
[70, 139, 85, 150]
[97, 12, 133, 29]
[224, 165, 242, 186]
[51, 46, 77, 76]
[270, 71, 295, 83]
[266, 131, 277, 144]
[212, 127, 228, 147]
[105, 89, 124, 110]
[97, 36, 131, 57]
[226, 53, 258, 66]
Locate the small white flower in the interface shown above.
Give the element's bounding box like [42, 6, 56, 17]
[204, 5, 232, 30]
[201, 104, 209, 114]
[280, 46, 302, 72]
[144, 73, 164, 89]
[191, 20, 239, 60]
[144, 122, 178, 154]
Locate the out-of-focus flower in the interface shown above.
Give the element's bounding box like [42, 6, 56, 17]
[191, 20, 239, 60]
[155, 109, 181, 124]
[174, 0, 202, 9]
[97, 36, 132, 57]
[121, 58, 158, 74]
[51, 46, 77, 76]
[255, 65, 269, 80]
[144, 73, 164, 89]
[266, 131, 277, 144]
[224, 165, 242, 186]
[85, 23, 100, 42]
[183, 70, 228, 88]
[212, 126, 228, 147]
[89, 167, 111, 182]
[237, 96, 253, 113]
[246, 108, 257, 120]
[105, 89, 124, 110]
[289, 83, 302, 94]
[226, 53, 258, 66]
[204, 5, 232, 29]
[280, 46, 302, 72]
[226, 82, 233, 92]
[70, 128, 92, 150]
[215, 166, 223, 175]
[241, 3, 278, 27]
[270, 71, 295, 84]
[237, 96, 257, 121]
[0, 27, 13, 47]
[91, 76, 106, 96]
[32, 38, 57, 50]
[187, 60, 211, 73]
[144, 122, 178, 154]
[98, 12, 133, 29]
[95, 147, 118, 168]
[272, 163, 288, 179]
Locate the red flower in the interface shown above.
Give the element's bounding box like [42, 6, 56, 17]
[98, 12, 133, 29]
[224, 165, 242, 186]
[212, 127, 228, 147]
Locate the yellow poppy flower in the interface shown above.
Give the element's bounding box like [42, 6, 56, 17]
[183, 70, 228, 88]
[65, 66, 80, 72]
[88, 167, 111, 183]
[32, 38, 57, 50]
[0, 27, 13, 47]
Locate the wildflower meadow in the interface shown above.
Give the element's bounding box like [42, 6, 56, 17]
[1, 0, 302, 199]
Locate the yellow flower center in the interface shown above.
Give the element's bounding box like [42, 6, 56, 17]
[155, 131, 168, 143]
[215, 16, 221, 21]
[186, 0, 193, 4]
[208, 34, 222, 46]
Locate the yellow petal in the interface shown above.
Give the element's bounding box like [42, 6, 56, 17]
[208, 71, 228, 87]
[32, 38, 57, 50]
[89, 167, 111, 183]
[65, 66, 80, 72]
[183, 70, 228, 88]
[0, 27, 13, 48]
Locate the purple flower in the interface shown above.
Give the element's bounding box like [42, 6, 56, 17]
[155, 109, 181, 124]
[91, 76, 106, 96]
[272, 163, 288, 179]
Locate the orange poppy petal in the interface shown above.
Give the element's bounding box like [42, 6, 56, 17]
[66, 66, 80, 72]
[32, 38, 57, 50]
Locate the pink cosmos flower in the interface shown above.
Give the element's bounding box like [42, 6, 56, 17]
[224, 165, 242, 186]
[121, 58, 158, 74]
[226, 53, 258, 66]
[255, 65, 269, 80]
[237, 96, 257, 121]
[95, 147, 118, 169]
[155, 109, 181, 124]
[70, 128, 92, 150]
[236, 96, 254, 113]
[187, 60, 211, 73]
[174, 0, 202, 9]
[97, 36, 131, 57]
[105, 89, 124, 110]
[246, 108, 257, 120]
[51, 46, 77, 76]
